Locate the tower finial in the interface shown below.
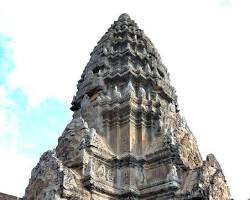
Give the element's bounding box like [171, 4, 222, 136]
[118, 13, 131, 21]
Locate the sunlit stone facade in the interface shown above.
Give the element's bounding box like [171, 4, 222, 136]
[24, 14, 231, 200]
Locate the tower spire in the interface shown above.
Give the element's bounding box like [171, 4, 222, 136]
[71, 13, 176, 112]
[118, 13, 131, 21]
[24, 14, 231, 200]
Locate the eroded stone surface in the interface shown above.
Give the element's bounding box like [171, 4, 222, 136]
[24, 13, 231, 200]
[0, 192, 21, 200]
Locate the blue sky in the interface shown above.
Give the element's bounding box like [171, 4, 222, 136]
[0, 33, 72, 195]
[1, 0, 250, 199]
[0, 33, 71, 157]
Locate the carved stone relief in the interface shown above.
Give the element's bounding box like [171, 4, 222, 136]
[24, 13, 231, 200]
[80, 95, 104, 134]
[125, 80, 136, 97]
[96, 164, 106, 179]
[113, 85, 121, 98]
[138, 86, 146, 98]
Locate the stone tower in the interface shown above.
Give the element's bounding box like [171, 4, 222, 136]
[24, 14, 231, 200]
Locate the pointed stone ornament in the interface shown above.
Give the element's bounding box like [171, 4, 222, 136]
[113, 85, 121, 98]
[138, 86, 146, 98]
[24, 14, 231, 200]
[165, 127, 176, 145]
[118, 13, 131, 21]
[125, 80, 136, 97]
[145, 64, 151, 74]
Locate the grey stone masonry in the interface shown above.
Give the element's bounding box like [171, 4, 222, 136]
[23, 13, 231, 200]
[0, 192, 21, 200]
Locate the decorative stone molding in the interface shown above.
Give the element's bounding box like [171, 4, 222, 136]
[24, 13, 231, 200]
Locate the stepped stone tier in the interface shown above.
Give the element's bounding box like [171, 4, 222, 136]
[0, 192, 20, 200]
[24, 14, 231, 200]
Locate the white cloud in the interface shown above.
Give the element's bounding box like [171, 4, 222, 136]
[0, 152, 35, 197]
[0, 86, 35, 197]
[0, 86, 19, 149]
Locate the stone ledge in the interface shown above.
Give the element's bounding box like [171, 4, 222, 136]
[0, 192, 21, 200]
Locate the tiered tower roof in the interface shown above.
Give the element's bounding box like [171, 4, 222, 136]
[24, 14, 231, 200]
[71, 13, 176, 111]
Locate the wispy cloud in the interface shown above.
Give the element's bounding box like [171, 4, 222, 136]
[0, 34, 14, 84]
[0, 33, 71, 196]
[0, 35, 18, 152]
[0, 34, 34, 196]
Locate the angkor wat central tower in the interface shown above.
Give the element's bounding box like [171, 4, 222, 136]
[24, 14, 231, 200]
